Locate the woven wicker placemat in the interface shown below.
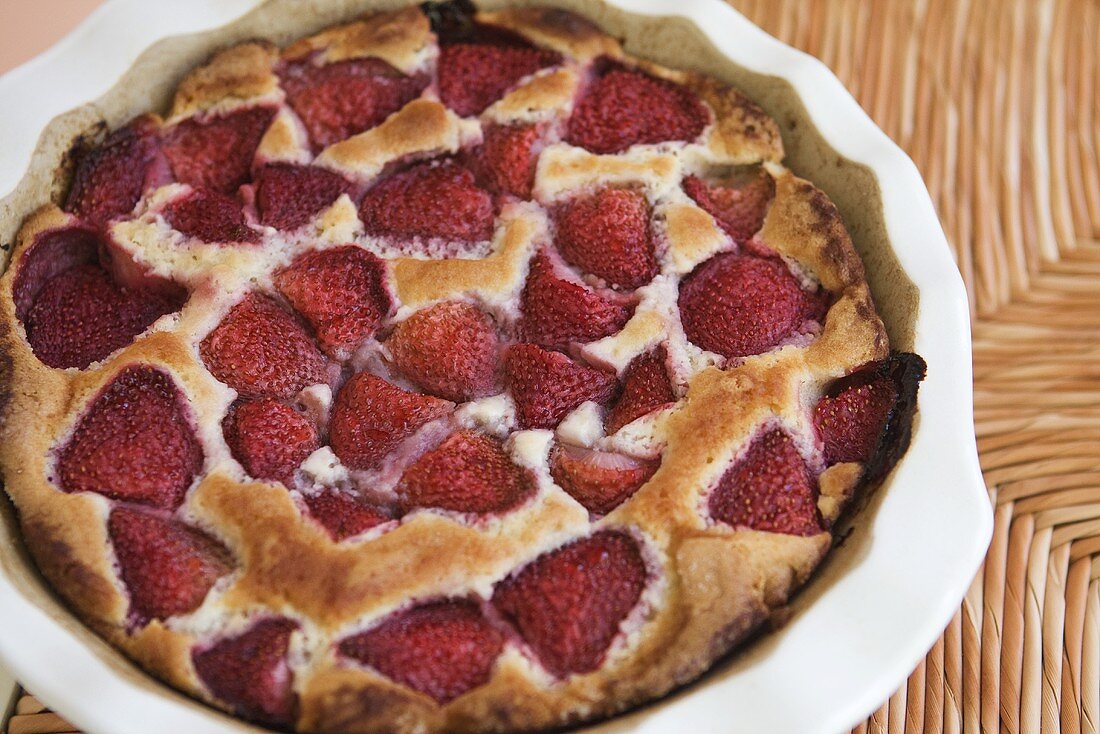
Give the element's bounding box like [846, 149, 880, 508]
[5, 0, 1099, 732]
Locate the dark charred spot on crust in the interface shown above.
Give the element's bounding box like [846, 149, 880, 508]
[22, 517, 117, 619]
[422, 0, 528, 46]
[804, 184, 862, 282]
[311, 682, 417, 734]
[58, 121, 110, 206]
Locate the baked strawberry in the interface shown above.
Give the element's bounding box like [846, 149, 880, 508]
[708, 428, 822, 536]
[280, 57, 427, 150]
[553, 188, 657, 290]
[108, 507, 231, 625]
[438, 43, 561, 117]
[567, 59, 708, 154]
[162, 187, 259, 243]
[678, 252, 822, 359]
[519, 251, 632, 349]
[605, 346, 676, 434]
[223, 399, 319, 486]
[275, 245, 391, 357]
[12, 226, 100, 318]
[549, 445, 657, 516]
[385, 301, 500, 402]
[162, 106, 275, 193]
[329, 373, 453, 470]
[65, 116, 162, 228]
[192, 618, 299, 728]
[254, 163, 350, 230]
[682, 169, 775, 243]
[813, 368, 900, 466]
[57, 365, 204, 509]
[358, 160, 495, 243]
[469, 123, 539, 199]
[397, 430, 534, 514]
[505, 344, 619, 430]
[200, 293, 328, 399]
[339, 599, 504, 703]
[491, 531, 646, 677]
[303, 489, 392, 541]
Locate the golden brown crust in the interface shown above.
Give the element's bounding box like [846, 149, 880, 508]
[169, 41, 281, 119]
[692, 75, 785, 165]
[477, 7, 623, 61]
[282, 7, 432, 73]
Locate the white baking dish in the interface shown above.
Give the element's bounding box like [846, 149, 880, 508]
[0, 0, 991, 732]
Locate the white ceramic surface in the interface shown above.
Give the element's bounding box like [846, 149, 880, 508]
[0, 1, 992, 733]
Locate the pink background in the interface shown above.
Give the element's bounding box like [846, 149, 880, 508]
[0, 0, 106, 75]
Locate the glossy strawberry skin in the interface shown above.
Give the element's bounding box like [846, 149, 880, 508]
[57, 365, 204, 510]
[254, 163, 350, 230]
[553, 188, 657, 290]
[438, 43, 561, 117]
[162, 188, 259, 244]
[682, 170, 775, 243]
[339, 599, 505, 703]
[813, 363, 903, 466]
[491, 531, 646, 677]
[329, 373, 454, 471]
[275, 245, 391, 358]
[385, 301, 500, 403]
[108, 507, 231, 625]
[162, 106, 275, 194]
[708, 428, 823, 536]
[549, 444, 658, 516]
[469, 123, 539, 199]
[605, 346, 676, 434]
[200, 293, 328, 400]
[505, 344, 619, 430]
[303, 489, 392, 541]
[223, 399, 319, 486]
[65, 116, 162, 228]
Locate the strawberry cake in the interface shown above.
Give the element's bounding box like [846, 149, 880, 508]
[0, 2, 926, 732]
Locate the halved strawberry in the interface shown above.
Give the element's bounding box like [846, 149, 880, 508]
[279, 57, 428, 150]
[12, 226, 100, 319]
[192, 618, 299, 728]
[302, 489, 392, 541]
[678, 252, 822, 359]
[397, 430, 534, 514]
[254, 163, 350, 230]
[438, 43, 561, 117]
[566, 59, 708, 154]
[57, 365, 204, 509]
[162, 187, 259, 244]
[385, 301, 500, 402]
[65, 116, 162, 228]
[358, 160, 495, 243]
[553, 188, 657, 291]
[813, 366, 900, 466]
[682, 169, 775, 243]
[505, 344, 619, 430]
[708, 428, 822, 536]
[162, 106, 275, 193]
[108, 507, 231, 625]
[223, 399, 319, 485]
[491, 531, 646, 677]
[275, 245, 391, 357]
[519, 251, 632, 349]
[339, 599, 504, 703]
[549, 445, 657, 516]
[468, 123, 539, 199]
[605, 346, 676, 434]
[200, 293, 328, 399]
[329, 373, 453, 470]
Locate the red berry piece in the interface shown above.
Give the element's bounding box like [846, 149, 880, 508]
[57, 365, 203, 509]
[438, 43, 561, 117]
[505, 344, 619, 430]
[605, 346, 676, 434]
[549, 444, 657, 516]
[397, 430, 534, 514]
[682, 169, 775, 243]
[359, 160, 495, 244]
[519, 251, 632, 350]
[108, 507, 231, 625]
[492, 531, 646, 677]
[280, 57, 427, 150]
[254, 163, 350, 230]
[678, 252, 822, 359]
[553, 188, 657, 290]
[192, 618, 299, 728]
[329, 373, 453, 470]
[163, 106, 275, 194]
[275, 245, 391, 357]
[469, 123, 539, 199]
[12, 226, 100, 319]
[303, 489, 392, 541]
[708, 428, 822, 536]
[162, 188, 259, 244]
[567, 59, 708, 154]
[339, 599, 504, 703]
[813, 368, 900, 466]
[385, 301, 500, 403]
[223, 399, 319, 485]
[200, 293, 327, 399]
[65, 116, 162, 228]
